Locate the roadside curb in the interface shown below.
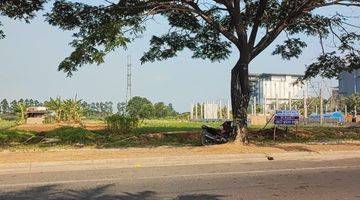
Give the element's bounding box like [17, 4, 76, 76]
[0, 150, 359, 175]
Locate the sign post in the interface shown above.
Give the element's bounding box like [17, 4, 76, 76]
[273, 110, 300, 140]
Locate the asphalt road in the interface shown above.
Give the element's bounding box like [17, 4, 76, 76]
[1, 157, 360, 200]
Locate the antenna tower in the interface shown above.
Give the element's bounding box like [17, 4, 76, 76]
[126, 55, 132, 103]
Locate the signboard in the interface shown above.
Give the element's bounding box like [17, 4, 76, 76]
[274, 110, 299, 125]
[309, 111, 344, 123]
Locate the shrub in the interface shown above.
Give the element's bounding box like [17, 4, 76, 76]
[0, 130, 34, 146]
[45, 127, 98, 144]
[0, 114, 19, 121]
[0, 119, 17, 130]
[105, 114, 139, 135]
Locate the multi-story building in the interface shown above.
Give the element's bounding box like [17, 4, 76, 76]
[338, 69, 360, 96]
[249, 73, 305, 110]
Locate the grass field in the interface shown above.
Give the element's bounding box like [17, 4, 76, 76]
[0, 119, 17, 130]
[135, 119, 220, 134]
[1, 119, 360, 149]
[0, 119, 221, 149]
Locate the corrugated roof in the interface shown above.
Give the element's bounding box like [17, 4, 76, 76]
[26, 110, 48, 114]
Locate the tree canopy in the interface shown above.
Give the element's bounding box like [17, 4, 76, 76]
[43, 0, 360, 80]
[340, 93, 360, 114]
[0, 0, 46, 39]
[125, 96, 178, 119]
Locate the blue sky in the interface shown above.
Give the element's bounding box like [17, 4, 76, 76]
[0, 5, 344, 112]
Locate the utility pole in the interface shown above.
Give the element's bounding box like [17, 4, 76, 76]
[195, 103, 198, 119]
[253, 97, 257, 116]
[304, 89, 308, 119]
[190, 104, 193, 120]
[204, 103, 207, 119]
[320, 87, 323, 125]
[126, 55, 132, 103]
[289, 92, 292, 110]
[263, 97, 267, 115]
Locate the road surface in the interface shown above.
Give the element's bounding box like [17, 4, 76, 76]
[1, 156, 360, 199]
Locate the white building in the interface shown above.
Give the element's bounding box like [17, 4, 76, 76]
[249, 73, 305, 110]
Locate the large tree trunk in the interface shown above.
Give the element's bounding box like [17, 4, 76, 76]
[231, 57, 250, 143]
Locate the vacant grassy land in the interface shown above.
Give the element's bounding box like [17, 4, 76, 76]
[0, 119, 17, 130]
[1, 119, 360, 150]
[248, 126, 360, 144]
[136, 119, 220, 134]
[0, 120, 221, 149]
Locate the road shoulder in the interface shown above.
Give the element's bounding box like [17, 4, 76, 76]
[1, 148, 360, 175]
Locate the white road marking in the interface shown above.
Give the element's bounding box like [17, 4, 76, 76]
[0, 165, 359, 188]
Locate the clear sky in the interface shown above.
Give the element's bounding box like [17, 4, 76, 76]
[0, 4, 345, 112]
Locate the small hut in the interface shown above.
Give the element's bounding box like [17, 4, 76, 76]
[26, 107, 48, 124]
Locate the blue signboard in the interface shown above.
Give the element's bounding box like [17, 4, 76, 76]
[309, 111, 344, 123]
[274, 110, 300, 125]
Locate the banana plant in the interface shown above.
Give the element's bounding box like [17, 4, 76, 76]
[14, 102, 27, 123]
[63, 98, 83, 123]
[45, 97, 64, 123]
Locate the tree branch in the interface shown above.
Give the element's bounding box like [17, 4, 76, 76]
[251, 0, 325, 60]
[183, 0, 241, 48]
[232, 0, 248, 49]
[251, 22, 288, 60]
[248, 0, 268, 48]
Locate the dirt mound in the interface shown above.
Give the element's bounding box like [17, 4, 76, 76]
[83, 123, 106, 131]
[248, 127, 312, 141]
[11, 122, 107, 132]
[12, 124, 61, 132]
[134, 131, 200, 145]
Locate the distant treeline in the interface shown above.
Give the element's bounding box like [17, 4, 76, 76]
[0, 99, 42, 114]
[0, 98, 113, 118]
[0, 96, 182, 120]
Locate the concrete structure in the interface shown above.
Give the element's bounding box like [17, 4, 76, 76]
[190, 101, 231, 121]
[339, 69, 360, 96]
[249, 73, 305, 111]
[190, 74, 306, 119]
[26, 107, 48, 124]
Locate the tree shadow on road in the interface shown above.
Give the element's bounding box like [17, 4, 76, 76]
[0, 184, 224, 200]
